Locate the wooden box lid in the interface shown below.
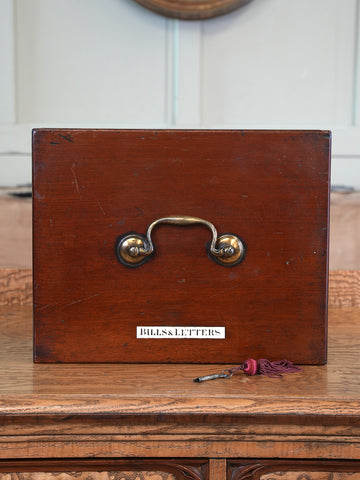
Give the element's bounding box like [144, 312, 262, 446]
[33, 129, 330, 364]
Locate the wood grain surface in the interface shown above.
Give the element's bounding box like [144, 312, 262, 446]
[0, 460, 207, 480]
[0, 269, 32, 306]
[330, 191, 360, 270]
[1, 307, 360, 459]
[3, 305, 360, 413]
[1, 269, 359, 307]
[328, 270, 360, 307]
[260, 472, 360, 480]
[0, 195, 32, 269]
[32, 129, 330, 364]
[0, 472, 177, 480]
[2, 191, 360, 272]
[209, 460, 226, 480]
[229, 460, 360, 480]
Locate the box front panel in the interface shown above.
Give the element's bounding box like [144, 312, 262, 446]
[33, 129, 330, 363]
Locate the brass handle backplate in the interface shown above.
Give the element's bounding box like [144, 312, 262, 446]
[116, 215, 245, 267]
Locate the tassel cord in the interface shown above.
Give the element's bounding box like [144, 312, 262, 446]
[193, 358, 301, 383]
[227, 358, 302, 377]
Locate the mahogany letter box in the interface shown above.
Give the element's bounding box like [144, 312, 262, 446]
[33, 129, 330, 364]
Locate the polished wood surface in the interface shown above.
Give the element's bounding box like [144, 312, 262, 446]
[2, 269, 359, 307]
[1, 306, 360, 460]
[2, 190, 359, 272]
[1, 306, 359, 410]
[33, 129, 330, 364]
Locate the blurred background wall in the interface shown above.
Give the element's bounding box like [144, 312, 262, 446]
[0, 0, 359, 269]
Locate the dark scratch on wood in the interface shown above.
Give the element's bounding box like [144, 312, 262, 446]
[135, 206, 144, 217]
[58, 133, 74, 143]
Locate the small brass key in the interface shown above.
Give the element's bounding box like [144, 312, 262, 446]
[193, 371, 232, 383]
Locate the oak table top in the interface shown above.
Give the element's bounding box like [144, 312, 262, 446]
[1, 306, 360, 460]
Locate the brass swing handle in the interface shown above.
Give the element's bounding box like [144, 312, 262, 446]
[116, 215, 245, 267]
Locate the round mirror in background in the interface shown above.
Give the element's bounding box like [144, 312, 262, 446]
[133, 0, 253, 20]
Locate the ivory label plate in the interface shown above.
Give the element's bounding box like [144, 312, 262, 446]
[136, 326, 226, 339]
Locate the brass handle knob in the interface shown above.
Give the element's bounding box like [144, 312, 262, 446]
[116, 215, 245, 267]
